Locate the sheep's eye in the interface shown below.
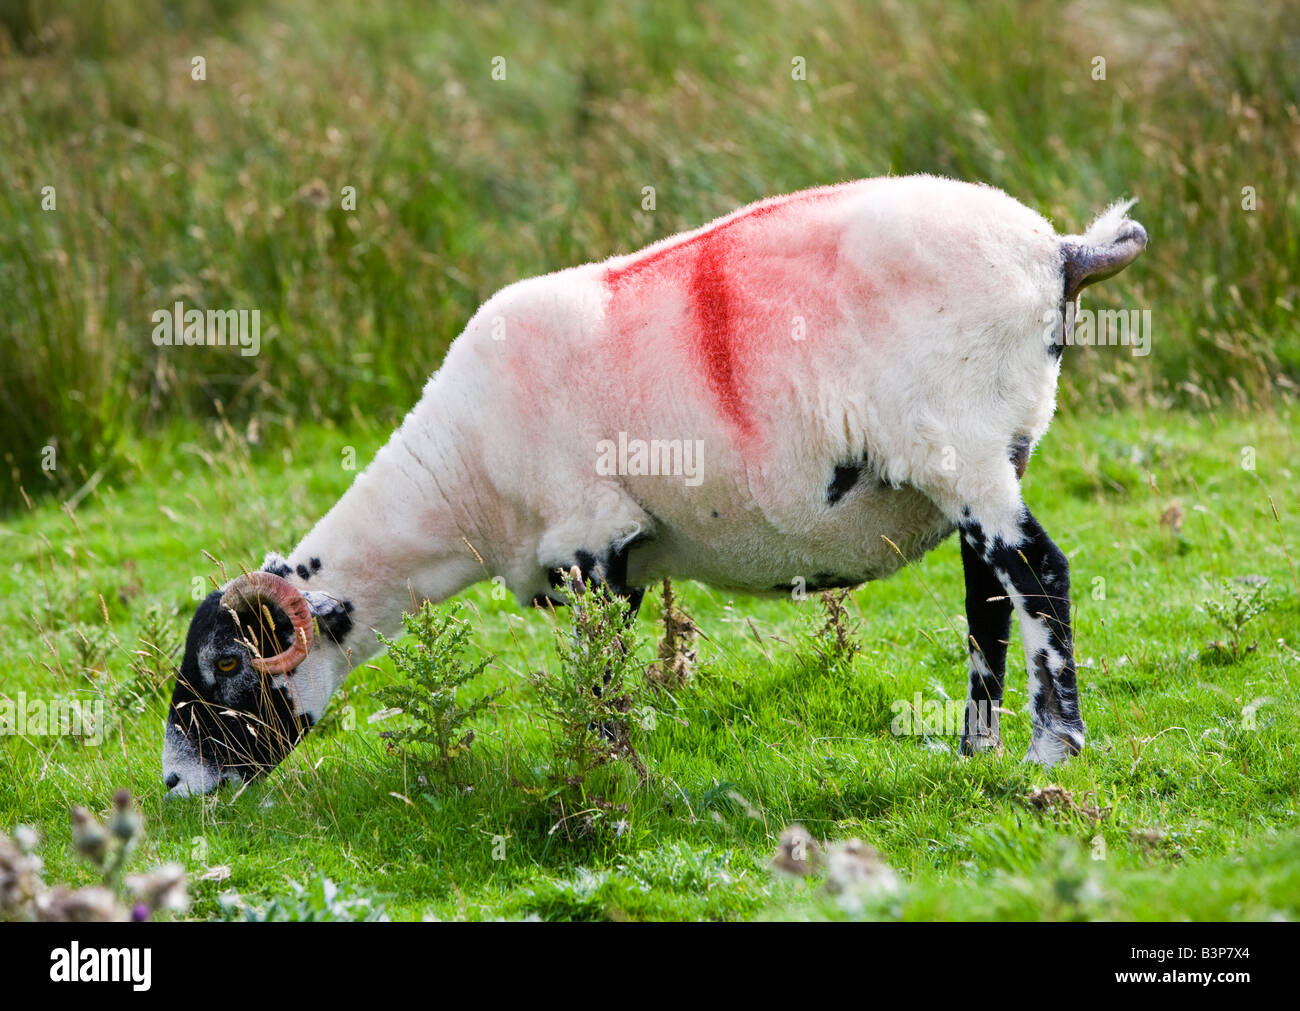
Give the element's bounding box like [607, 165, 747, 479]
[216, 656, 239, 673]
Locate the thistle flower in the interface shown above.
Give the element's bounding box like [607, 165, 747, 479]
[108, 789, 142, 843]
[771, 824, 822, 877]
[70, 807, 109, 867]
[12, 825, 39, 855]
[127, 862, 189, 914]
[824, 839, 898, 896]
[36, 885, 125, 922]
[0, 832, 43, 915]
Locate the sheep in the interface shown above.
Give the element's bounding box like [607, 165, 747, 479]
[162, 174, 1146, 795]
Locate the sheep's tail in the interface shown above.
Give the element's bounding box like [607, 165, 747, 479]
[1062, 198, 1147, 300]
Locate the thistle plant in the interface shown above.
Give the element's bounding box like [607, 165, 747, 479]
[646, 577, 698, 690]
[372, 600, 501, 782]
[532, 567, 647, 802]
[1204, 578, 1273, 660]
[807, 588, 860, 672]
[1, 790, 188, 922]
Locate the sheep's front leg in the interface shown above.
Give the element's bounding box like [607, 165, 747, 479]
[958, 533, 1012, 755]
[960, 509, 1084, 765]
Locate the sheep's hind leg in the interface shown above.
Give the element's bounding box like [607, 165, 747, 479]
[958, 533, 1012, 755]
[959, 508, 1084, 766]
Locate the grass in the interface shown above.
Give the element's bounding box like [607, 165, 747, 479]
[1, 0, 1297, 505]
[2, 0, 1298, 921]
[2, 402, 1297, 920]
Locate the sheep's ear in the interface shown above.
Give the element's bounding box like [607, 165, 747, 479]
[1062, 202, 1147, 301]
[304, 590, 354, 643]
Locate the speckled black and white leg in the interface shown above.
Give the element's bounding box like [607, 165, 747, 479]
[958, 533, 1012, 755]
[959, 509, 1084, 765]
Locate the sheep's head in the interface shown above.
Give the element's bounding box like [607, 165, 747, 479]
[162, 570, 316, 795]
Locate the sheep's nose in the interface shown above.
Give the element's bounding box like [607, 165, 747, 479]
[164, 772, 180, 790]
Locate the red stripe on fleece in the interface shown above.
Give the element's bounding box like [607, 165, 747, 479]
[688, 233, 752, 438]
[605, 185, 842, 289]
[604, 184, 848, 440]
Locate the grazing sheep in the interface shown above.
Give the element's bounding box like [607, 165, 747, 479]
[162, 174, 1146, 795]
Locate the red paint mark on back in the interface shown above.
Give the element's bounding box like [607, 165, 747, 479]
[604, 185, 845, 289]
[689, 233, 753, 437]
[603, 184, 852, 441]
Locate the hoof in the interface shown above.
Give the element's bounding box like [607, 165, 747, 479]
[960, 733, 1004, 757]
[1024, 726, 1084, 766]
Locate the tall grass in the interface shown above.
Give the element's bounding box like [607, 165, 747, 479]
[2, 0, 1297, 508]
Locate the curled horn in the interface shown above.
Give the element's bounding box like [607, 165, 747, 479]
[220, 571, 314, 675]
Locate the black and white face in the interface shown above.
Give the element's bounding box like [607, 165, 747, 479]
[162, 573, 315, 796]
